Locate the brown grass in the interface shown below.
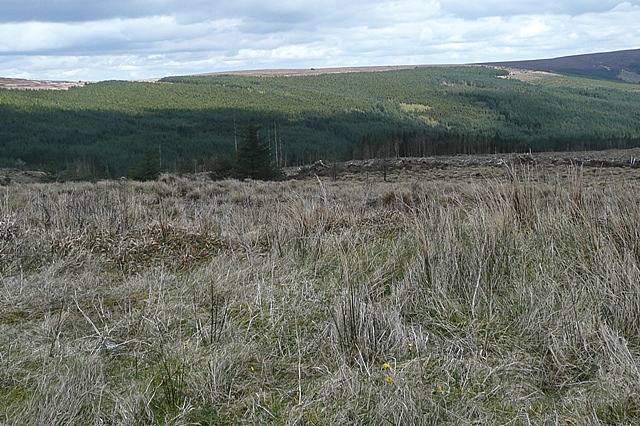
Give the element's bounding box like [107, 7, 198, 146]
[2, 161, 640, 424]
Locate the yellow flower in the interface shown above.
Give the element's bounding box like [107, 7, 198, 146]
[183, 341, 189, 347]
[249, 366, 255, 372]
[382, 363, 391, 370]
[407, 343, 414, 348]
[385, 376, 393, 383]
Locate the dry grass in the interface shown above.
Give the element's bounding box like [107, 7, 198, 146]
[2, 163, 640, 425]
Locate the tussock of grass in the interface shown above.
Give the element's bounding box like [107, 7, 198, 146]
[2, 165, 640, 424]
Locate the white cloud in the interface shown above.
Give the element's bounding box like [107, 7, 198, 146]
[0, 16, 246, 55]
[439, 0, 633, 17]
[1, 0, 639, 80]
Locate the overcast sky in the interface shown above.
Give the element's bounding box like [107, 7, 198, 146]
[1, 0, 639, 81]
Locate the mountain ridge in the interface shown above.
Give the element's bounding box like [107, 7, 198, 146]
[481, 48, 640, 83]
[187, 48, 640, 83]
[2, 48, 639, 89]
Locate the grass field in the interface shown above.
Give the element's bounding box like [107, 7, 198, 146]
[2, 156, 640, 425]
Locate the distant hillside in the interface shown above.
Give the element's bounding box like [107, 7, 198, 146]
[1, 65, 640, 180]
[483, 48, 640, 83]
[0, 77, 87, 90]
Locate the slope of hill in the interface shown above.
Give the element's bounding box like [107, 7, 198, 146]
[1, 64, 640, 180]
[0, 77, 87, 90]
[482, 48, 640, 83]
[195, 65, 427, 77]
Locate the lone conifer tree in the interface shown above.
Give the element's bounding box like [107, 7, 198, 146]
[235, 124, 281, 180]
[130, 148, 160, 181]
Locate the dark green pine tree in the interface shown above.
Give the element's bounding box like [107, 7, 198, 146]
[129, 148, 161, 181]
[235, 124, 281, 180]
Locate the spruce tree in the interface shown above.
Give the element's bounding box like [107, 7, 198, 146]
[129, 148, 160, 181]
[235, 124, 281, 180]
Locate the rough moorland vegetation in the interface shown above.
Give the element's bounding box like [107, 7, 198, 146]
[2, 159, 640, 424]
[1, 66, 639, 179]
[485, 48, 640, 84]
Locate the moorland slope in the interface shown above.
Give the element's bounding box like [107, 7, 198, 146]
[483, 48, 640, 83]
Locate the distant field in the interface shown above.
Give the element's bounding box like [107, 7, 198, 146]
[2, 153, 640, 424]
[0, 77, 88, 90]
[196, 64, 430, 77]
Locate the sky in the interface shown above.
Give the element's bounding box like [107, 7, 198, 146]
[1, 0, 639, 81]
